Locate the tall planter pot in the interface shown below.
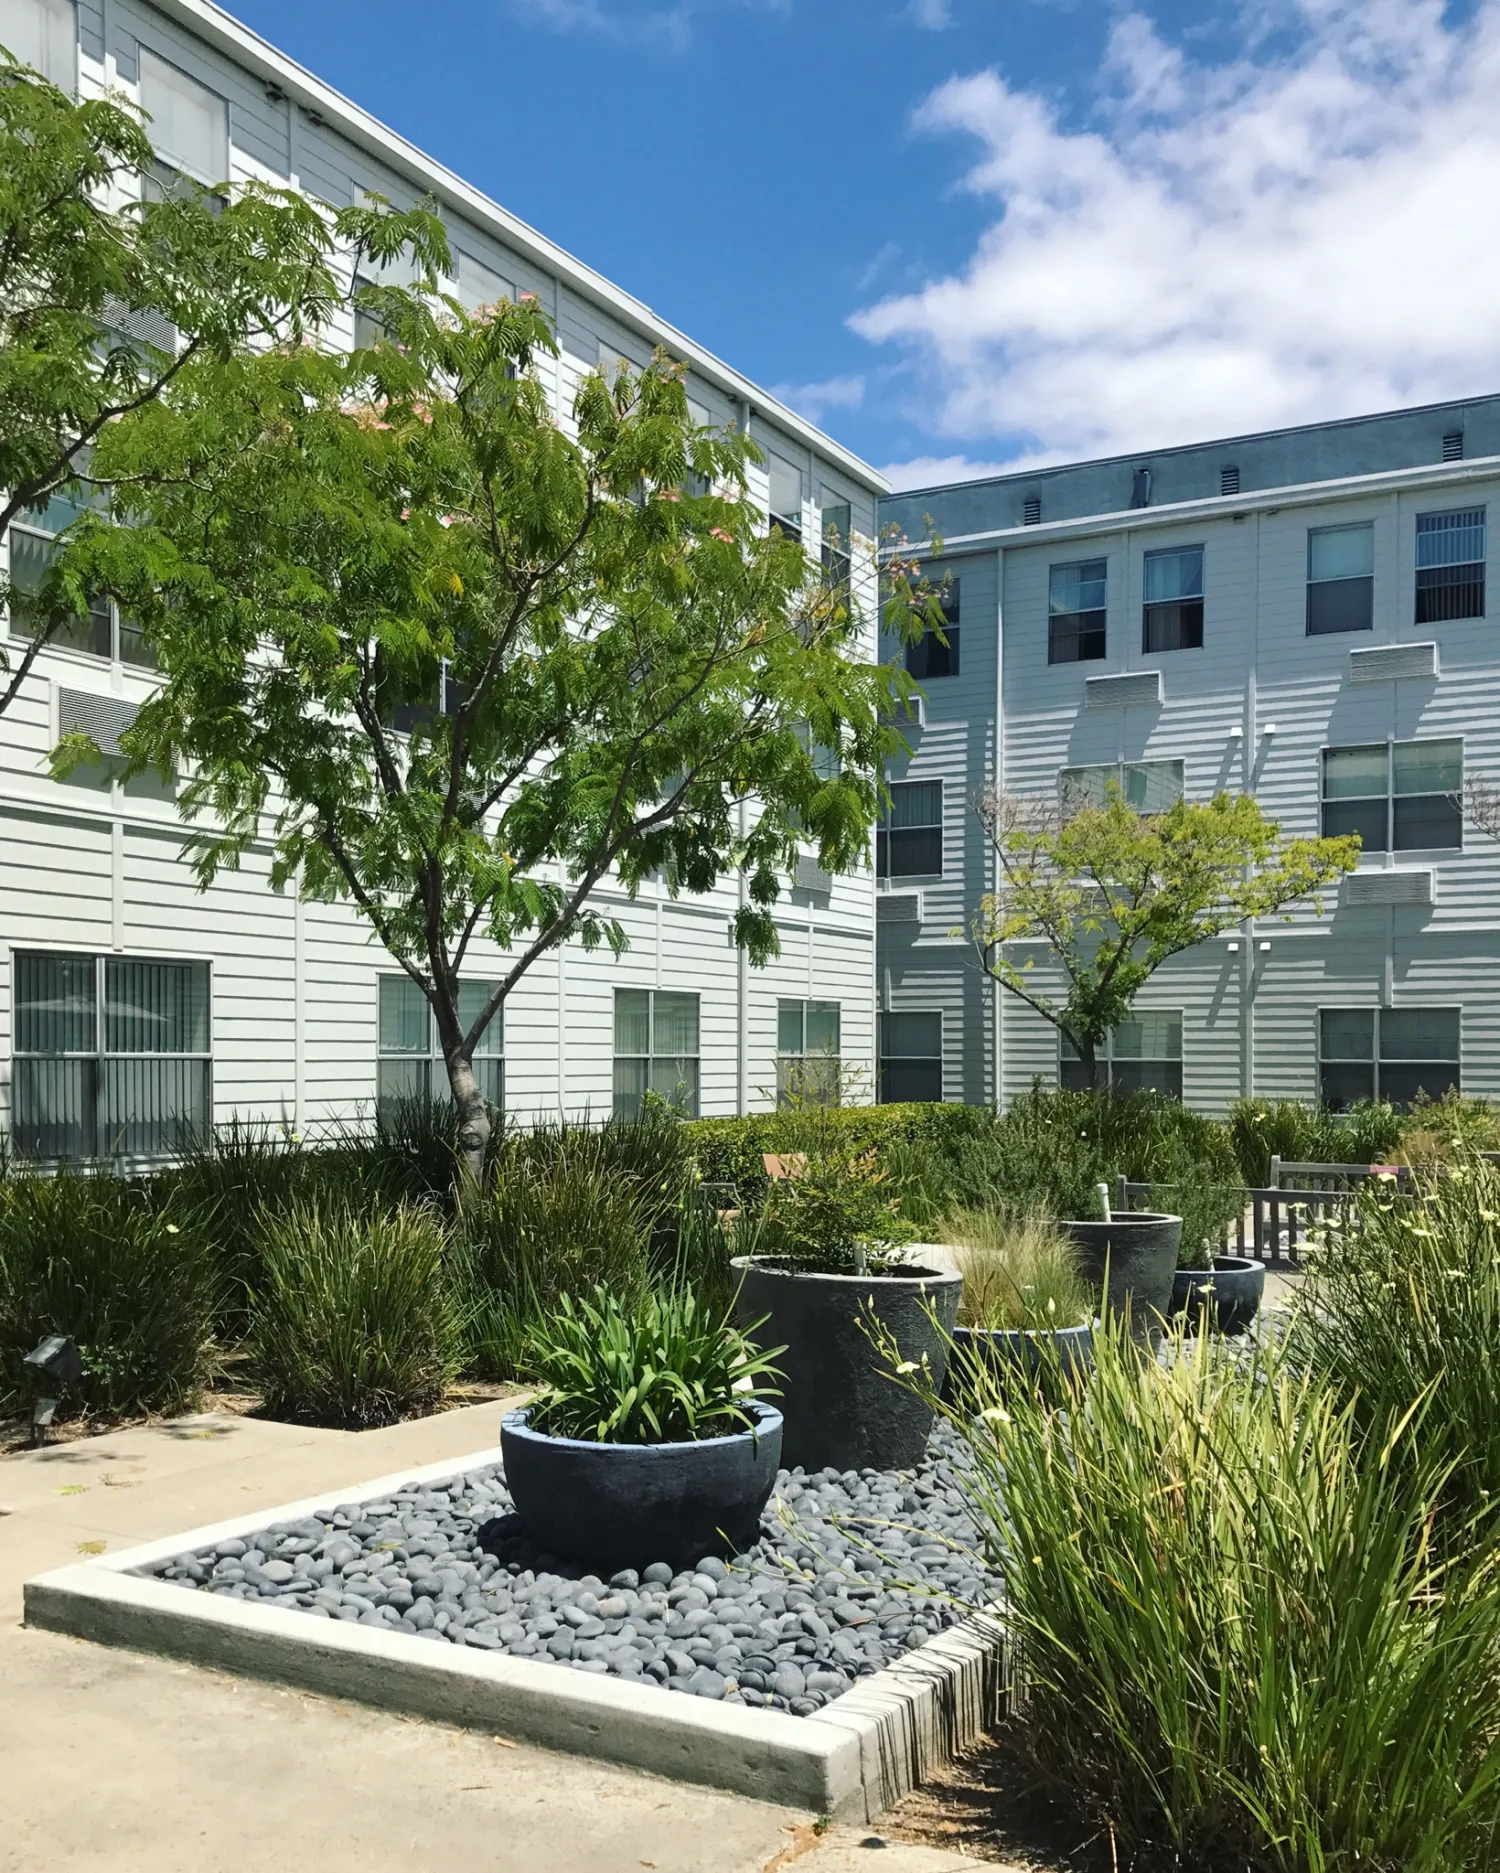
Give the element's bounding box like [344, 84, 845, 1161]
[731, 1256, 963, 1473]
[1063, 1212, 1182, 1333]
[1171, 1256, 1265, 1336]
[498, 1401, 783, 1571]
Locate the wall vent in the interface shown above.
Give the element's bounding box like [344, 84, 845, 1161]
[793, 856, 832, 895]
[1022, 494, 1042, 526]
[1085, 670, 1163, 712]
[1220, 464, 1240, 495]
[103, 297, 178, 355]
[1443, 429, 1465, 462]
[58, 688, 139, 757]
[1343, 868, 1434, 908]
[877, 891, 923, 924]
[1348, 641, 1438, 683]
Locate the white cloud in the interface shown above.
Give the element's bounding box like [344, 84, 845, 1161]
[767, 374, 866, 424]
[853, 0, 1500, 466]
[909, 0, 954, 28]
[882, 453, 1014, 491]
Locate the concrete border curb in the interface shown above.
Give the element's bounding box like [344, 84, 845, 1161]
[24, 1445, 1002, 1821]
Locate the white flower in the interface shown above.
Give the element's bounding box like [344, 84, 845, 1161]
[979, 1406, 1011, 1426]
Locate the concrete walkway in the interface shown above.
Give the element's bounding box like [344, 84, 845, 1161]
[1, 1406, 988, 1873]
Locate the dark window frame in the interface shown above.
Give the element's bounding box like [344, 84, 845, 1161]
[877, 778, 943, 879]
[878, 1009, 943, 1105]
[905, 579, 960, 680]
[1048, 557, 1107, 664]
[1141, 544, 1204, 653]
[1415, 507, 1486, 624]
[1306, 522, 1375, 636]
[1320, 737, 1463, 853]
[1060, 1010, 1183, 1098]
[1318, 1006, 1460, 1109]
[6, 520, 153, 668]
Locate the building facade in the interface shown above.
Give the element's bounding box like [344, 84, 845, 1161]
[0, 0, 887, 1154]
[877, 396, 1500, 1115]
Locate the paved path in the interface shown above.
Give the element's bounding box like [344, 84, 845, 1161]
[1, 1407, 986, 1873]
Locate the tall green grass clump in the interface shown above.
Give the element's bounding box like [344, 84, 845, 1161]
[924, 1321, 1500, 1871]
[454, 1143, 654, 1380]
[250, 1198, 461, 1427]
[1229, 1096, 1402, 1186]
[1292, 1158, 1500, 1535]
[0, 1170, 217, 1419]
[946, 1212, 1092, 1330]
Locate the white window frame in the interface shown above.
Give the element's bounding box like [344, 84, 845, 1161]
[1059, 759, 1184, 815]
[376, 975, 503, 1116]
[4, 510, 151, 669]
[137, 45, 229, 185]
[612, 988, 700, 1119]
[776, 999, 841, 1106]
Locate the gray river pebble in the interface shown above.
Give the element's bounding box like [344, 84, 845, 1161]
[136, 1420, 1000, 1718]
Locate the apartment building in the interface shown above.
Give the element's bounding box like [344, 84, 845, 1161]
[0, 0, 887, 1155]
[877, 396, 1500, 1115]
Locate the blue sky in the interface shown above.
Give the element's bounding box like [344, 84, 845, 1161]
[229, 0, 1500, 487]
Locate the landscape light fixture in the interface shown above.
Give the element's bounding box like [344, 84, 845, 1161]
[23, 1334, 82, 1446]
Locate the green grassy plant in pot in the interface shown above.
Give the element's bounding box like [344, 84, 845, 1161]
[496, 1284, 784, 1571]
[732, 1146, 962, 1471]
[946, 1213, 1095, 1394]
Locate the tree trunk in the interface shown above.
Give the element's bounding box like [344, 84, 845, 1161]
[445, 1048, 490, 1186]
[1077, 1039, 1102, 1092]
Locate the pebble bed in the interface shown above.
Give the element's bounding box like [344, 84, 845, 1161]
[135, 1422, 1001, 1716]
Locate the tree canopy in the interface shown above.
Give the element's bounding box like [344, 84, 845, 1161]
[974, 781, 1360, 1084]
[60, 203, 916, 1170]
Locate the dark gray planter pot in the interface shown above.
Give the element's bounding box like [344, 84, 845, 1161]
[731, 1256, 963, 1472]
[1063, 1212, 1182, 1330]
[943, 1322, 1095, 1398]
[498, 1401, 782, 1571]
[1171, 1256, 1265, 1336]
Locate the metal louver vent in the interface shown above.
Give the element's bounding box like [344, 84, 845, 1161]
[1343, 869, 1434, 908]
[102, 297, 179, 355]
[58, 688, 139, 757]
[1348, 642, 1438, 683]
[1085, 670, 1163, 712]
[1220, 464, 1240, 495]
[794, 856, 832, 894]
[877, 891, 923, 924]
[1022, 494, 1042, 526]
[1443, 430, 1465, 462]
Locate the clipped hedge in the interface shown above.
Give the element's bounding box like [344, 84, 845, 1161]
[681, 1102, 991, 1202]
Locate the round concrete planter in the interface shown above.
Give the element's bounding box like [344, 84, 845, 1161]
[1063, 1212, 1182, 1330]
[1171, 1256, 1265, 1337]
[499, 1401, 783, 1571]
[943, 1322, 1095, 1398]
[731, 1256, 963, 1472]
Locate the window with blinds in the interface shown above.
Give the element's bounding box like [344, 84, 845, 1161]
[776, 999, 840, 1106]
[1415, 508, 1485, 623]
[12, 951, 210, 1158]
[613, 988, 699, 1118]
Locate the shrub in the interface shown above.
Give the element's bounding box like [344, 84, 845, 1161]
[454, 1141, 654, 1381]
[683, 1102, 989, 1205]
[510, 1111, 697, 1269]
[1229, 1096, 1402, 1186]
[524, 1283, 782, 1443]
[1291, 1160, 1500, 1537]
[0, 1170, 217, 1420]
[1395, 1088, 1500, 1168]
[250, 1198, 461, 1427]
[758, 1146, 916, 1273]
[920, 1320, 1500, 1871]
[947, 1212, 1091, 1330]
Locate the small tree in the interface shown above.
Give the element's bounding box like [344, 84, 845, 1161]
[974, 782, 1359, 1087]
[0, 50, 333, 713]
[63, 206, 915, 1176]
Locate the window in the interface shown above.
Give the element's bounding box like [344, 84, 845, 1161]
[138, 47, 228, 181]
[456, 250, 514, 312]
[906, 579, 960, 679]
[6, 498, 152, 666]
[681, 398, 714, 499]
[13, 951, 210, 1158]
[821, 494, 851, 591]
[777, 999, 840, 1106]
[1322, 739, 1462, 852]
[614, 988, 699, 1118]
[768, 454, 803, 541]
[1061, 1011, 1182, 1097]
[877, 779, 942, 877]
[1142, 546, 1203, 652]
[1060, 759, 1183, 814]
[377, 976, 502, 1117]
[1, 0, 76, 88]
[1048, 558, 1106, 663]
[1319, 1007, 1459, 1109]
[1415, 508, 1485, 623]
[879, 1011, 942, 1104]
[1307, 523, 1374, 635]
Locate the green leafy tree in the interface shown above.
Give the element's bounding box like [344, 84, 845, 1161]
[974, 781, 1359, 1088]
[0, 49, 333, 711]
[62, 205, 915, 1176]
